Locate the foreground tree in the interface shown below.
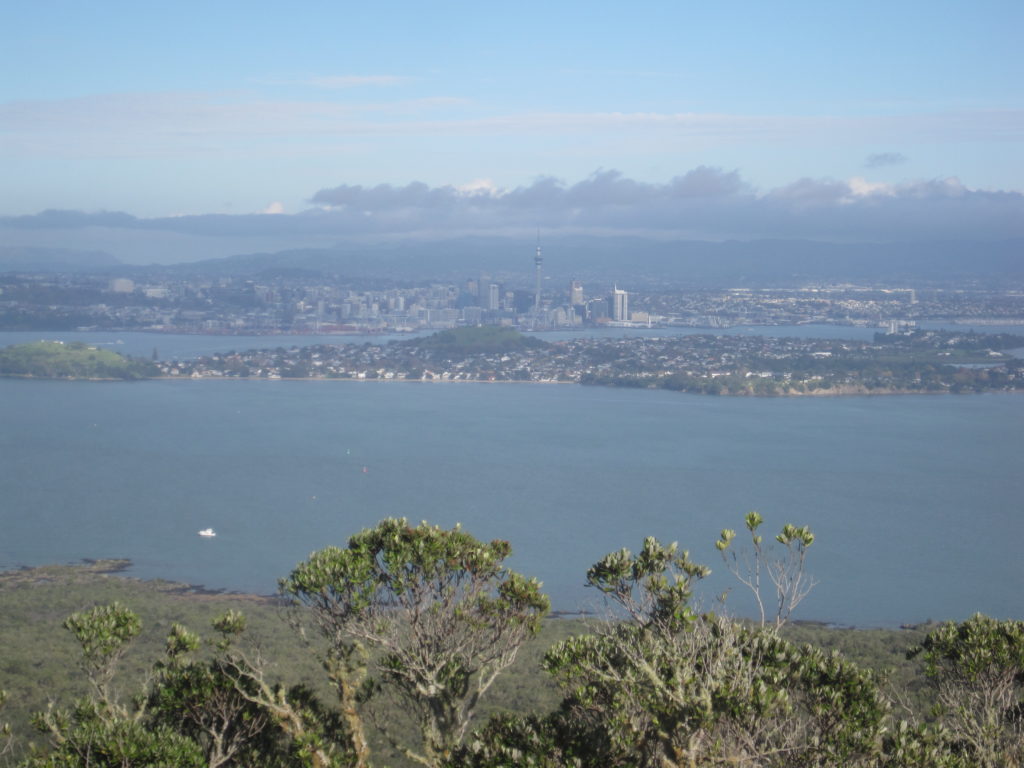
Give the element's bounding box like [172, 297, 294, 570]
[716, 511, 816, 628]
[147, 619, 268, 768]
[453, 533, 887, 768]
[25, 717, 205, 768]
[148, 613, 355, 768]
[908, 614, 1024, 767]
[27, 603, 204, 768]
[60, 602, 142, 723]
[280, 518, 549, 768]
[26, 603, 354, 768]
[564, 538, 884, 766]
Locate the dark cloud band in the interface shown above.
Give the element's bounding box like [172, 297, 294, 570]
[3, 168, 1021, 243]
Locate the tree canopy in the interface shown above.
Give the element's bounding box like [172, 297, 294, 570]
[280, 518, 549, 767]
[7, 517, 1024, 768]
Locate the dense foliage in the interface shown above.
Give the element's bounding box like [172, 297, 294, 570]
[2, 519, 1022, 768]
[280, 519, 549, 767]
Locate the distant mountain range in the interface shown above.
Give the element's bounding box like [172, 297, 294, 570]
[3, 237, 1021, 288]
[159, 236, 1024, 288]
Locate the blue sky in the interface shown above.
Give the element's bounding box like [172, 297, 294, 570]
[1, 0, 1021, 257]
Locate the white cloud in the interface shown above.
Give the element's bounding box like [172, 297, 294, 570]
[847, 177, 896, 198]
[292, 170, 1024, 241]
[455, 179, 499, 195]
[262, 201, 285, 214]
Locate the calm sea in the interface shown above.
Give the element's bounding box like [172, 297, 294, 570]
[1, 372, 1021, 627]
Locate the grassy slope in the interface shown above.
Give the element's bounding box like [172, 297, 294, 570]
[0, 341, 155, 379]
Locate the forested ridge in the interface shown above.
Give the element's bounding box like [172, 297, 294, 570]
[1, 518, 1021, 767]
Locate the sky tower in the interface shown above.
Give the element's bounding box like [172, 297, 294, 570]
[533, 235, 543, 314]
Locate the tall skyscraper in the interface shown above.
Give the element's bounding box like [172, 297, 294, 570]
[610, 286, 629, 321]
[487, 283, 500, 311]
[569, 280, 584, 306]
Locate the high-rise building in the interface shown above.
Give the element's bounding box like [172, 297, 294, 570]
[569, 280, 584, 306]
[487, 283, 500, 311]
[610, 286, 629, 321]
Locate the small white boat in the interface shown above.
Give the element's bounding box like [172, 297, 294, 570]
[198, 528, 216, 537]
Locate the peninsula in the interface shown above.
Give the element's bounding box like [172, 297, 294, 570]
[4, 328, 1022, 394]
[149, 327, 1024, 396]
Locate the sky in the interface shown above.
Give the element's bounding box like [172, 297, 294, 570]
[1, 0, 1022, 261]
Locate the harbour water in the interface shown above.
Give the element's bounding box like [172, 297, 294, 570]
[1, 374, 1021, 627]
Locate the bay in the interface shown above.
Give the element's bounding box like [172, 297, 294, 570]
[1, 376, 1021, 627]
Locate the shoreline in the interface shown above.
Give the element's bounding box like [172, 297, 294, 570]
[4, 372, 1017, 398]
[0, 559, 955, 630]
[0, 558, 282, 604]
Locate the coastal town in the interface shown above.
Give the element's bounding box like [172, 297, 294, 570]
[151, 327, 1024, 396]
[4, 261, 1023, 395]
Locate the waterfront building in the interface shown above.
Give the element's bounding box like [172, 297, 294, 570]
[610, 286, 629, 322]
